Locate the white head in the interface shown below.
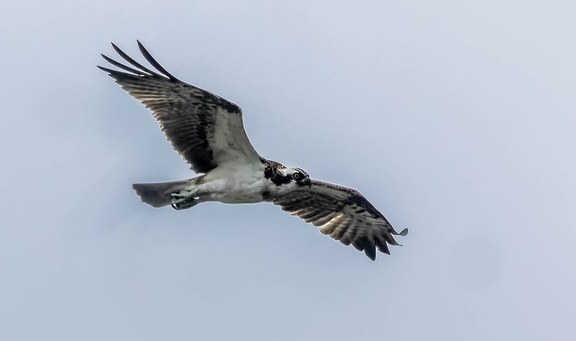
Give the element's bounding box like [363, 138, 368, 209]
[264, 160, 311, 189]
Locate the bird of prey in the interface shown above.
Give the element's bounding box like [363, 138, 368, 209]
[98, 41, 407, 260]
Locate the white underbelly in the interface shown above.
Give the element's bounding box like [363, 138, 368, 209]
[200, 170, 266, 204]
[217, 192, 264, 204]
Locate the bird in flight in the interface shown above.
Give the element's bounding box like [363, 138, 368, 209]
[99, 41, 407, 260]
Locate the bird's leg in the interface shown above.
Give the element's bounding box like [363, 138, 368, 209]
[170, 189, 199, 210]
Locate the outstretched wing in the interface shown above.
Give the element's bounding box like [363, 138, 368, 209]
[98, 41, 261, 173]
[273, 180, 408, 260]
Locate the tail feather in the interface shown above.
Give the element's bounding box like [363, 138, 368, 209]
[132, 180, 192, 208]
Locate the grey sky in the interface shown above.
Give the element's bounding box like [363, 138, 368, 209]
[1, 1, 575, 340]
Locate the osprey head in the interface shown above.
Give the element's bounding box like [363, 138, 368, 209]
[264, 159, 311, 188]
[286, 167, 311, 188]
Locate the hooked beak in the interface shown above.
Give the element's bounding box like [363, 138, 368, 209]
[302, 177, 312, 188]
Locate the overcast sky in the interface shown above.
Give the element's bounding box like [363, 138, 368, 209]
[1, 1, 575, 340]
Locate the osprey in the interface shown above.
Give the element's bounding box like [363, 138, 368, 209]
[99, 41, 408, 260]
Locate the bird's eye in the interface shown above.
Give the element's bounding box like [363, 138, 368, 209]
[293, 173, 300, 180]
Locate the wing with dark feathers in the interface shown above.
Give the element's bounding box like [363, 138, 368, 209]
[273, 180, 408, 260]
[98, 41, 261, 173]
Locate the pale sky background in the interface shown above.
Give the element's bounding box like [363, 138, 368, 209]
[1, 1, 575, 340]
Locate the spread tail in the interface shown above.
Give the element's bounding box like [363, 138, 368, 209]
[132, 180, 192, 208]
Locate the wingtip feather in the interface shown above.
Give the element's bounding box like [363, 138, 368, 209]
[109, 41, 158, 76]
[97, 65, 115, 74]
[365, 248, 376, 261]
[137, 40, 178, 81]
